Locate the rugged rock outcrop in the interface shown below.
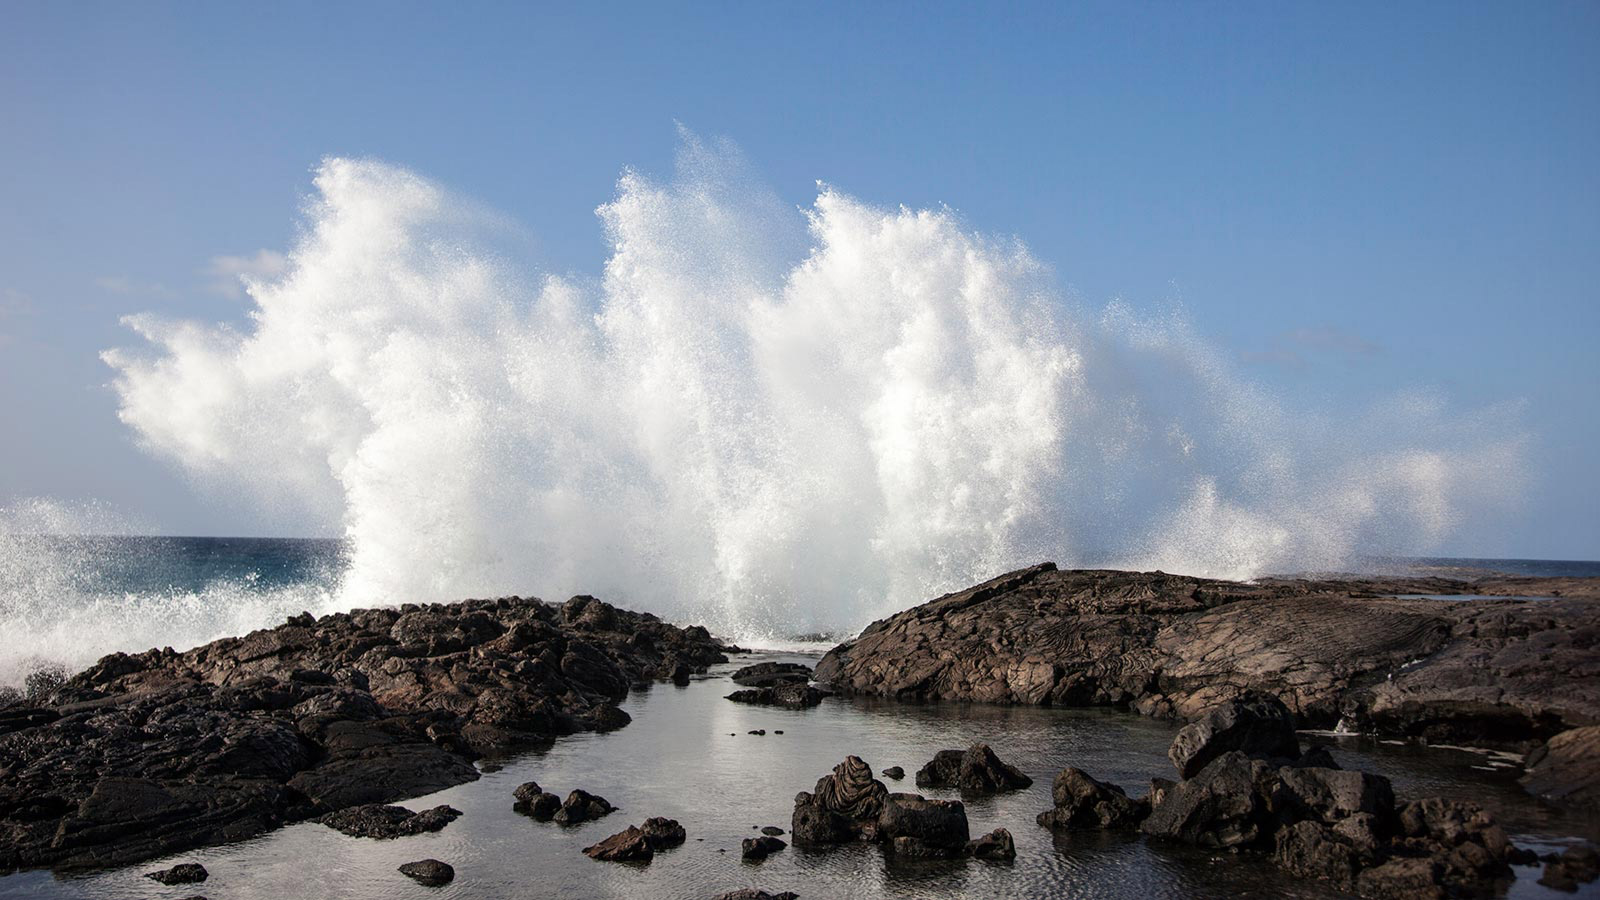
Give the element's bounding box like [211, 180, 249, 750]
[512, 781, 562, 820]
[878, 793, 969, 858]
[815, 564, 1600, 802]
[1520, 726, 1600, 811]
[0, 594, 733, 872]
[790, 756, 975, 858]
[965, 827, 1016, 861]
[1168, 693, 1301, 778]
[913, 742, 1032, 793]
[1036, 767, 1148, 831]
[145, 862, 208, 884]
[583, 817, 685, 863]
[553, 790, 615, 825]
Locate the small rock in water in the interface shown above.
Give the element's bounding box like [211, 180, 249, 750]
[713, 891, 800, 900]
[748, 729, 766, 736]
[742, 835, 788, 860]
[318, 804, 462, 839]
[730, 661, 814, 687]
[398, 859, 454, 886]
[512, 781, 562, 820]
[774, 729, 784, 734]
[640, 816, 687, 849]
[584, 825, 654, 862]
[914, 743, 1032, 794]
[882, 766, 905, 779]
[966, 827, 1017, 861]
[761, 825, 785, 836]
[145, 862, 208, 884]
[554, 789, 615, 825]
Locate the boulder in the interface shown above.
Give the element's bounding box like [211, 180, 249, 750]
[1168, 693, 1301, 779]
[966, 828, 1016, 861]
[398, 859, 454, 886]
[914, 743, 1033, 793]
[791, 756, 887, 845]
[1036, 767, 1149, 831]
[725, 683, 830, 708]
[1141, 752, 1279, 849]
[640, 817, 686, 850]
[742, 836, 787, 860]
[881, 766, 905, 780]
[1522, 726, 1600, 810]
[731, 662, 813, 688]
[554, 790, 615, 825]
[583, 825, 654, 862]
[877, 793, 969, 858]
[512, 781, 562, 820]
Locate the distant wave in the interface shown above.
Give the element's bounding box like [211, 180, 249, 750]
[95, 134, 1527, 641]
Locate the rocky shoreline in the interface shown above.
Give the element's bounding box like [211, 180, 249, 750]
[814, 564, 1600, 811]
[2, 564, 1597, 896]
[0, 594, 733, 872]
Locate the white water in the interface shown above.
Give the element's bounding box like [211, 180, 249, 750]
[81, 136, 1523, 649]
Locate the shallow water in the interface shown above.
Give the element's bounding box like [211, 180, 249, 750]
[2, 652, 1595, 900]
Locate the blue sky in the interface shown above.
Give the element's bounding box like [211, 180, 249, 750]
[1, 1, 1596, 558]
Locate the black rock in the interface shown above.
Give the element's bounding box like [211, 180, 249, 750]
[641, 816, 687, 850]
[760, 826, 784, 836]
[881, 766, 905, 779]
[914, 743, 1033, 793]
[145, 862, 208, 884]
[742, 835, 787, 860]
[1168, 693, 1301, 779]
[1036, 767, 1149, 831]
[966, 827, 1016, 861]
[398, 858, 454, 886]
[554, 790, 615, 825]
[584, 825, 654, 862]
[731, 662, 814, 688]
[318, 804, 462, 839]
[877, 793, 969, 858]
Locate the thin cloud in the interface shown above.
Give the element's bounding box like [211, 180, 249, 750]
[203, 249, 288, 299]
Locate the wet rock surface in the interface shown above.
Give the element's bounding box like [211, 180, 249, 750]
[318, 803, 461, 839]
[1522, 726, 1600, 811]
[583, 825, 654, 862]
[913, 742, 1033, 793]
[816, 564, 1600, 805]
[0, 594, 732, 872]
[553, 789, 615, 825]
[398, 858, 454, 886]
[712, 891, 799, 900]
[730, 662, 813, 688]
[145, 862, 208, 884]
[725, 682, 830, 708]
[965, 827, 1016, 861]
[1036, 767, 1148, 831]
[742, 835, 786, 860]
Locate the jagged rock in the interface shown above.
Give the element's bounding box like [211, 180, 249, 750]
[554, 790, 615, 825]
[641, 817, 686, 849]
[914, 743, 1033, 793]
[318, 804, 461, 839]
[725, 682, 830, 708]
[1278, 766, 1394, 824]
[1522, 726, 1600, 810]
[398, 858, 454, 886]
[511, 781, 562, 820]
[966, 827, 1016, 861]
[0, 594, 732, 873]
[1168, 693, 1301, 778]
[1036, 767, 1149, 831]
[1275, 820, 1361, 890]
[742, 835, 787, 860]
[815, 564, 1600, 764]
[877, 793, 969, 858]
[584, 825, 653, 862]
[791, 756, 887, 845]
[1141, 751, 1280, 849]
[145, 862, 208, 884]
[731, 662, 813, 687]
[1538, 845, 1599, 891]
[881, 766, 905, 780]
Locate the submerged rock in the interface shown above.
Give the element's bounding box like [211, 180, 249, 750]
[318, 804, 461, 839]
[914, 743, 1033, 793]
[398, 858, 454, 886]
[145, 862, 208, 884]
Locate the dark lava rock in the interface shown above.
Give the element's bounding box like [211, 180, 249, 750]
[641, 817, 687, 850]
[966, 827, 1016, 861]
[511, 781, 562, 820]
[1538, 845, 1599, 891]
[712, 892, 799, 900]
[791, 756, 888, 845]
[554, 790, 615, 825]
[1142, 751, 1282, 849]
[1168, 693, 1301, 778]
[398, 858, 454, 886]
[914, 742, 1033, 793]
[1036, 767, 1148, 831]
[877, 793, 969, 858]
[742, 835, 787, 860]
[145, 862, 208, 884]
[731, 662, 814, 688]
[725, 682, 830, 708]
[1522, 726, 1600, 811]
[584, 825, 654, 862]
[881, 766, 905, 780]
[814, 564, 1600, 776]
[760, 826, 784, 836]
[0, 593, 733, 873]
[318, 803, 461, 839]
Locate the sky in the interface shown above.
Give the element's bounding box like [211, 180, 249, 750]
[1, 1, 1596, 559]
